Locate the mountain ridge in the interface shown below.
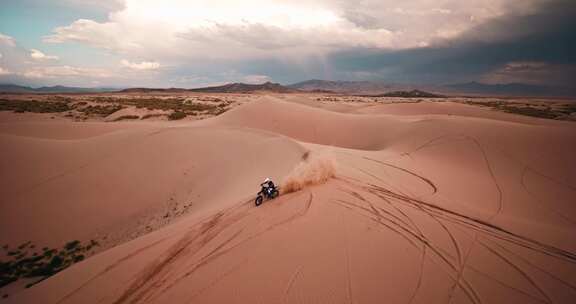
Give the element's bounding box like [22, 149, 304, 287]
[444, 81, 576, 97]
[188, 81, 298, 93]
[288, 79, 398, 94]
[0, 84, 120, 93]
[3, 81, 574, 97]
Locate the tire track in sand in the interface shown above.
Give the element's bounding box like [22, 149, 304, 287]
[361, 156, 438, 194]
[478, 239, 553, 304]
[330, 184, 481, 304]
[520, 166, 576, 226]
[283, 266, 303, 304]
[160, 192, 314, 303]
[341, 212, 354, 304]
[408, 246, 427, 304]
[330, 198, 481, 304]
[489, 240, 576, 292]
[467, 136, 503, 221]
[56, 237, 169, 304]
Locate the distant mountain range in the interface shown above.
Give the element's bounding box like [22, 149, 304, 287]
[120, 82, 297, 94]
[2, 80, 573, 97]
[442, 81, 576, 97]
[188, 82, 297, 93]
[288, 79, 399, 94]
[289, 80, 575, 97]
[119, 88, 189, 93]
[1, 82, 298, 94]
[0, 84, 119, 93]
[373, 90, 446, 98]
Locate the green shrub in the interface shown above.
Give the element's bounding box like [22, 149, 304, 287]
[141, 113, 164, 119]
[113, 115, 140, 121]
[78, 105, 123, 116]
[499, 106, 558, 119]
[0, 240, 100, 289]
[464, 100, 573, 120]
[0, 99, 71, 113]
[93, 97, 218, 115]
[168, 111, 186, 120]
[64, 240, 80, 251]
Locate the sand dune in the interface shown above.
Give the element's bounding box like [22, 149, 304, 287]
[2, 95, 576, 303]
[203, 97, 413, 150]
[0, 121, 305, 247]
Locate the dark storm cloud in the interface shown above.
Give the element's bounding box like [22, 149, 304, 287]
[329, 0, 576, 85]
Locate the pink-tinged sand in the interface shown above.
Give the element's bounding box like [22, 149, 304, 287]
[2, 95, 576, 303]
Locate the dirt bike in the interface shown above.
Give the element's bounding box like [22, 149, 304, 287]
[255, 185, 280, 206]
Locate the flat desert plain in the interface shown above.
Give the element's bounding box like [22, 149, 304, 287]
[1, 93, 576, 304]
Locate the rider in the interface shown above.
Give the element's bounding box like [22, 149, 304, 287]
[261, 177, 276, 196]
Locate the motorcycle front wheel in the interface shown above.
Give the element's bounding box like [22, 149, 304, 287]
[255, 195, 263, 206]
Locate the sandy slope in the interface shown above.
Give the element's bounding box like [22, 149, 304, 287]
[0, 121, 304, 247]
[3, 95, 576, 303]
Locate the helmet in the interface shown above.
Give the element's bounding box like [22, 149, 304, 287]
[264, 177, 271, 183]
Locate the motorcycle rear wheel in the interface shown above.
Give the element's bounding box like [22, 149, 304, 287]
[271, 190, 279, 198]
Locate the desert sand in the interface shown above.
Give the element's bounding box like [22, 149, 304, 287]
[1, 94, 576, 303]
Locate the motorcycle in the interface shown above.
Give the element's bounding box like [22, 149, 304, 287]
[255, 185, 280, 206]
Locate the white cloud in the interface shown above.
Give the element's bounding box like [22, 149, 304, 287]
[242, 74, 272, 84]
[182, 22, 395, 50]
[0, 33, 16, 47]
[43, 19, 129, 50]
[120, 59, 160, 70]
[0, 30, 167, 87]
[0, 66, 11, 75]
[22, 65, 111, 79]
[168, 70, 274, 87]
[171, 75, 212, 84]
[435, 28, 467, 39]
[62, 0, 124, 11]
[45, 0, 519, 61]
[41, 0, 543, 66]
[3, 0, 551, 87]
[42, 3, 399, 60]
[30, 49, 59, 61]
[503, 61, 548, 71]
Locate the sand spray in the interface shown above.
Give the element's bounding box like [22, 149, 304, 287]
[281, 149, 336, 194]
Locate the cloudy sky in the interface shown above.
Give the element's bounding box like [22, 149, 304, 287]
[0, 0, 574, 88]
